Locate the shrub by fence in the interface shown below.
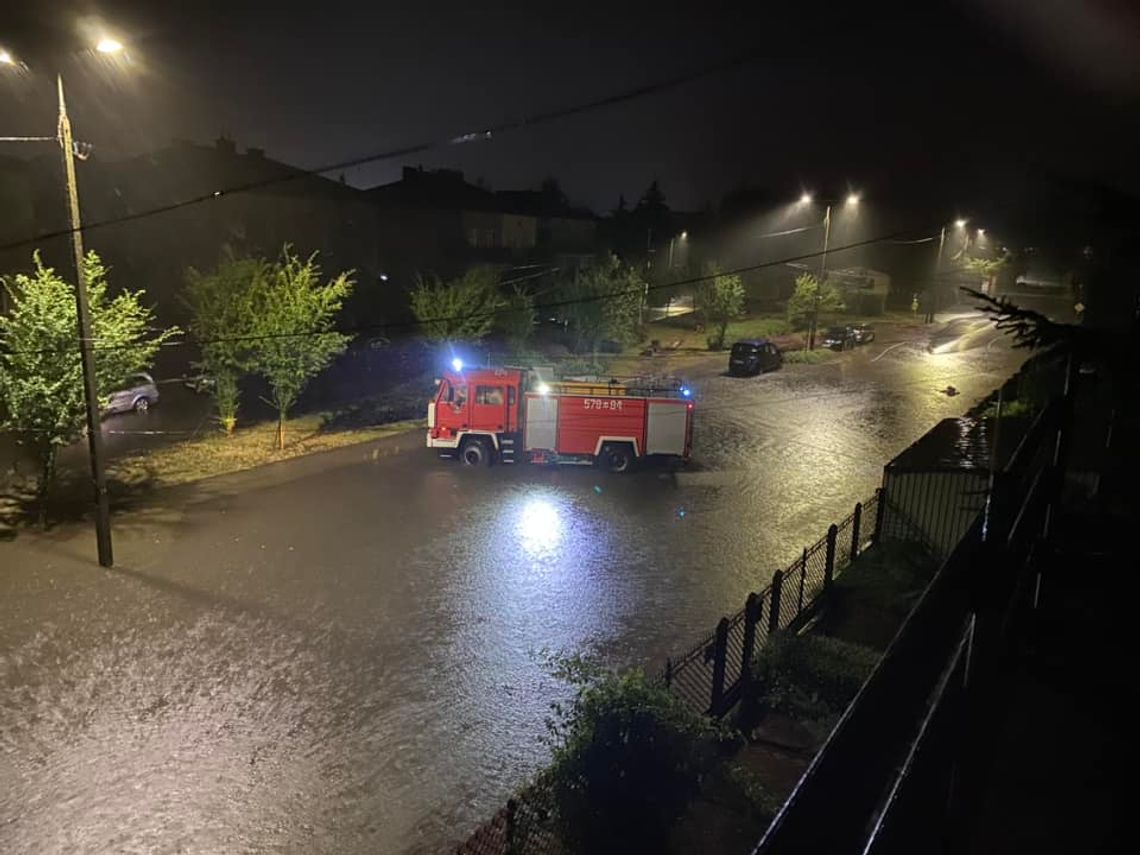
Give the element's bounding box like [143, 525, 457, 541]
[663, 492, 878, 719]
[456, 492, 881, 854]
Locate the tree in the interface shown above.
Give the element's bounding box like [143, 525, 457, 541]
[247, 248, 353, 449]
[408, 267, 504, 343]
[700, 265, 746, 350]
[964, 255, 1008, 294]
[183, 255, 266, 433]
[497, 283, 536, 351]
[787, 273, 845, 349]
[0, 251, 178, 516]
[560, 254, 644, 354]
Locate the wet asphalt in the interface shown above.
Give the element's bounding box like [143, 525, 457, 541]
[1, 315, 1026, 854]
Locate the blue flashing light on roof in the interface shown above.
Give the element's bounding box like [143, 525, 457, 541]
[451, 357, 464, 372]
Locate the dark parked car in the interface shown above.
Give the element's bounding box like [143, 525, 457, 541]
[851, 323, 876, 344]
[728, 339, 783, 376]
[819, 326, 857, 351]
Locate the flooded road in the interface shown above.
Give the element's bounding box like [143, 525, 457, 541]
[1, 327, 1024, 853]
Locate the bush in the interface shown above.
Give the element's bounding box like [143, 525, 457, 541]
[742, 633, 879, 741]
[542, 655, 734, 854]
[556, 357, 611, 378]
[321, 374, 435, 431]
[782, 349, 838, 365]
[819, 541, 939, 649]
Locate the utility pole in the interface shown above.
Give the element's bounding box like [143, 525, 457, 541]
[929, 225, 946, 324]
[808, 204, 833, 351]
[58, 74, 113, 566]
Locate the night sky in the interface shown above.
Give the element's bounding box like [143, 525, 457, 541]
[3, 0, 1139, 220]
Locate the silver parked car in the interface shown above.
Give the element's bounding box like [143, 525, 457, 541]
[105, 372, 159, 415]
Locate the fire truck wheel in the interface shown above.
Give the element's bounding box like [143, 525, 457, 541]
[460, 437, 492, 466]
[600, 442, 634, 473]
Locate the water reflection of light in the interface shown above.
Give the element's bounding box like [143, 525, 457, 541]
[519, 498, 562, 557]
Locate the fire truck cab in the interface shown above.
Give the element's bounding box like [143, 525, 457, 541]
[427, 365, 693, 471]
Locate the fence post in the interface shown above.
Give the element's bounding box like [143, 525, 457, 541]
[505, 798, 518, 851]
[663, 657, 674, 688]
[797, 548, 807, 614]
[741, 593, 761, 687]
[709, 617, 730, 716]
[873, 486, 885, 543]
[850, 501, 863, 562]
[768, 571, 783, 637]
[825, 523, 838, 587]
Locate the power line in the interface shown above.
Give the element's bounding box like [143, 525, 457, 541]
[0, 48, 765, 255]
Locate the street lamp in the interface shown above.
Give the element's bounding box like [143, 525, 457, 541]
[667, 230, 688, 268]
[0, 37, 130, 567]
[798, 190, 862, 349]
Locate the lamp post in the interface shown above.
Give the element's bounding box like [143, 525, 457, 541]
[797, 191, 860, 349]
[667, 230, 687, 269]
[1, 37, 126, 566]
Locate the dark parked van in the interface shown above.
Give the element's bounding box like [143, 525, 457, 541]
[728, 339, 783, 376]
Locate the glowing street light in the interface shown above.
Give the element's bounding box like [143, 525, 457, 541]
[792, 188, 864, 349]
[954, 218, 967, 229]
[667, 230, 688, 268]
[0, 32, 135, 565]
[976, 228, 986, 237]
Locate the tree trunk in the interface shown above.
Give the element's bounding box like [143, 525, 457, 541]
[276, 410, 285, 450]
[36, 443, 57, 529]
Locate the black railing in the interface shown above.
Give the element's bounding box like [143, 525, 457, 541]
[456, 491, 881, 854]
[663, 492, 880, 719]
[751, 358, 1065, 855]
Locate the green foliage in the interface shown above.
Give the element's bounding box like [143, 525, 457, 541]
[821, 541, 939, 649]
[786, 273, 845, 331]
[497, 283, 536, 350]
[964, 255, 1007, 280]
[542, 653, 732, 853]
[555, 357, 611, 378]
[0, 251, 178, 509]
[700, 265, 746, 350]
[782, 348, 837, 365]
[559, 254, 645, 353]
[726, 316, 793, 340]
[745, 633, 879, 743]
[409, 267, 504, 343]
[183, 255, 266, 433]
[247, 248, 353, 448]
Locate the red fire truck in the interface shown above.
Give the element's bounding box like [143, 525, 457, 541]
[426, 364, 694, 471]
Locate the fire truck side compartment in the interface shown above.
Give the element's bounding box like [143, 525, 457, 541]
[646, 401, 689, 455]
[524, 393, 559, 451]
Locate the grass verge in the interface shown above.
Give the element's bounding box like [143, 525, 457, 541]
[109, 414, 424, 490]
[782, 348, 840, 365]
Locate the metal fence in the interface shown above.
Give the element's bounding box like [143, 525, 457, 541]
[663, 492, 880, 719]
[455, 491, 881, 854]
